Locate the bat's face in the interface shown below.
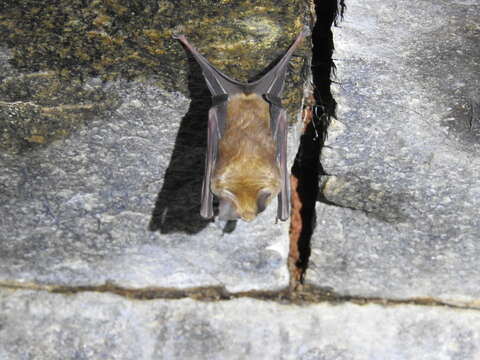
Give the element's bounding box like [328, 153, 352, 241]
[214, 183, 280, 222]
[212, 159, 281, 222]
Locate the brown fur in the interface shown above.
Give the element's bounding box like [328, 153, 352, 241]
[211, 93, 281, 220]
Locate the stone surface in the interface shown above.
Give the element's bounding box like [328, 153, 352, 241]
[308, 0, 480, 305]
[2, 288, 480, 359]
[0, 76, 290, 291]
[0, 0, 311, 291]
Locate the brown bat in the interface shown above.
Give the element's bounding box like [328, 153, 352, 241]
[174, 27, 310, 222]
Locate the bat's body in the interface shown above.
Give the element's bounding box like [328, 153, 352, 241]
[174, 28, 309, 222]
[213, 93, 280, 221]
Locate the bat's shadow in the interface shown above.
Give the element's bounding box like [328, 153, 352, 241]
[149, 55, 213, 234]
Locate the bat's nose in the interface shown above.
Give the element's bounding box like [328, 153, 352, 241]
[240, 211, 256, 222]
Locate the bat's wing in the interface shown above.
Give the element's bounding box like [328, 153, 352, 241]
[199, 107, 218, 218]
[274, 109, 290, 221]
[173, 26, 310, 97]
[246, 26, 310, 97]
[174, 27, 310, 220]
[173, 33, 246, 97]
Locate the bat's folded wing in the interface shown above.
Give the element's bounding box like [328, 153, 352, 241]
[247, 26, 310, 99]
[274, 108, 290, 221]
[174, 26, 310, 99]
[173, 33, 245, 97]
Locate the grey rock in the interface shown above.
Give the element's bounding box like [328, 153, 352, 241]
[0, 70, 290, 291]
[308, 0, 480, 304]
[1, 288, 480, 359]
[0, 0, 314, 291]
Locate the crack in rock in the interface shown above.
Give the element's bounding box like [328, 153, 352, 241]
[1, 281, 479, 310]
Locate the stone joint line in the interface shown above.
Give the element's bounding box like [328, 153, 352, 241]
[0, 281, 478, 311]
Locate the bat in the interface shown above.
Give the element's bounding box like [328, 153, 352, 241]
[173, 27, 310, 222]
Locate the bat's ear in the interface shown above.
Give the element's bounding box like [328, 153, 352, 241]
[256, 189, 272, 214]
[218, 198, 239, 221]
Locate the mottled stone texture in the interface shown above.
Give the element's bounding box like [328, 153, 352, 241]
[0, 0, 309, 152]
[0, 0, 309, 86]
[0, 1, 311, 291]
[4, 0, 480, 358]
[0, 78, 291, 291]
[1, 289, 480, 360]
[308, 0, 480, 305]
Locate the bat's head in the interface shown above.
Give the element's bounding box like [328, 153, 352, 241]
[216, 188, 276, 222]
[212, 164, 281, 222]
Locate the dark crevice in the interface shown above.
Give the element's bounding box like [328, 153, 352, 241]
[290, 0, 345, 282]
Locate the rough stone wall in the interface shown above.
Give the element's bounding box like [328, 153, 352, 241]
[1, 0, 480, 358]
[309, 0, 480, 307]
[0, 0, 310, 292]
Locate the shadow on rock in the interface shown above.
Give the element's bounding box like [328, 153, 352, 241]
[149, 54, 213, 234]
